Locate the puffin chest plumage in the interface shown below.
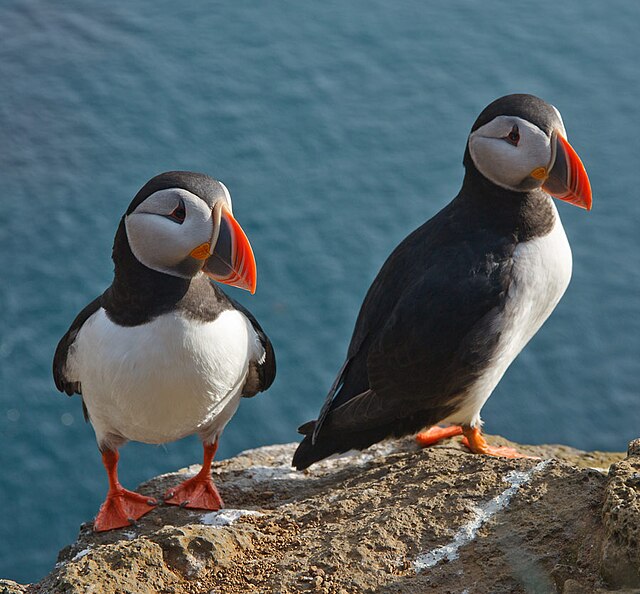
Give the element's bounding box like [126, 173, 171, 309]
[69, 307, 258, 446]
[446, 203, 573, 427]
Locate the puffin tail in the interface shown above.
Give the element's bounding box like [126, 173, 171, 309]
[292, 434, 328, 471]
[292, 420, 336, 470]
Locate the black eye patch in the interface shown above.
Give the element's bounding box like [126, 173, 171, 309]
[165, 198, 186, 224]
[504, 124, 520, 146]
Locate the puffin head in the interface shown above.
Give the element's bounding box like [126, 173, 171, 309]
[466, 94, 592, 210]
[123, 171, 257, 293]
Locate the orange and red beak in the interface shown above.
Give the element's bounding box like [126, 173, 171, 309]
[194, 204, 257, 294]
[542, 132, 592, 210]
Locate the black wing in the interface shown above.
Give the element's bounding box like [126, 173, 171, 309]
[228, 296, 276, 396]
[311, 208, 460, 440]
[52, 296, 102, 396]
[293, 201, 516, 469]
[345, 251, 510, 428]
[309, 217, 444, 443]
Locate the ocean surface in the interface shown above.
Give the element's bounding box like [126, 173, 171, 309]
[1, 1, 638, 583]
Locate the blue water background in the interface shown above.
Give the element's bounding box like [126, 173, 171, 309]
[1, 1, 639, 584]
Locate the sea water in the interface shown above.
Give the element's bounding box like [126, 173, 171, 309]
[1, 0, 638, 583]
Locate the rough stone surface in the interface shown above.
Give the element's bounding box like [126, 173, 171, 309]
[7, 434, 639, 593]
[601, 439, 640, 588]
[0, 580, 27, 594]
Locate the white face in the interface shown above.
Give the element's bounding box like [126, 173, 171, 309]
[124, 188, 216, 278]
[468, 115, 566, 192]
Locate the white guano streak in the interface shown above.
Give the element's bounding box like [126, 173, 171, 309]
[413, 460, 551, 572]
[199, 508, 263, 527]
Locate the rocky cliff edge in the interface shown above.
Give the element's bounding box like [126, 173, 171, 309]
[3, 435, 640, 593]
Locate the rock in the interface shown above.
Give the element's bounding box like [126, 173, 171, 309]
[601, 439, 640, 588]
[7, 435, 636, 593]
[0, 579, 26, 594]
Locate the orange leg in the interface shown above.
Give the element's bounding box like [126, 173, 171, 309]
[416, 425, 464, 447]
[94, 449, 158, 532]
[461, 426, 538, 459]
[164, 439, 224, 510]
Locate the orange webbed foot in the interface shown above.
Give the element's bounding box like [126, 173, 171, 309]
[461, 427, 539, 459]
[95, 448, 158, 532]
[164, 475, 224, 510]
[164, 439, 224, 510]
[416, 425, 464, 447]
[94, 488, 157, 532]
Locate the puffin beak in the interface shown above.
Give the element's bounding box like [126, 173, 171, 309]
[541, 132, 592, 210]
[199, 204, 257, 294]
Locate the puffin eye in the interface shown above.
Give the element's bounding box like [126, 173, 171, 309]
[505, 125, 520, 146]
[165, 198, 186, 224]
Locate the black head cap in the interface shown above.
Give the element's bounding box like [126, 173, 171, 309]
[463, 94, 564, 178]
[470, 94, 561, 136]
[110, 171, 229, 294]
[125, 171, 229, 215]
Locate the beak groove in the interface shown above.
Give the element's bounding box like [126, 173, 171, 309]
[202, 204, 257, 294]
[542, 132, 592, 211]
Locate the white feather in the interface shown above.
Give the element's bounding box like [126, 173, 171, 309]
[444, 201, 572, 427]
[66, 309, 261, 448]
[469, 116, 552, 191]
[125, 188, 214, 278]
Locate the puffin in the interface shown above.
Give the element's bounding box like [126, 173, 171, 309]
[293, 94, 592, 470]
[53, 171, 275, 531]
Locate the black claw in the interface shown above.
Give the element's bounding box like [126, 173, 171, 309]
[147, 499, 157, 506]
[179, 500, 190, 509]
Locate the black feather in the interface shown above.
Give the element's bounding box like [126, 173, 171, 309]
[52, 296, 102, 396]
[227, 295, 276, 396]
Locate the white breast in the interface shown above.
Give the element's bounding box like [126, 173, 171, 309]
[66, 308, 262, 448]
[445, 202, 573, 427]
